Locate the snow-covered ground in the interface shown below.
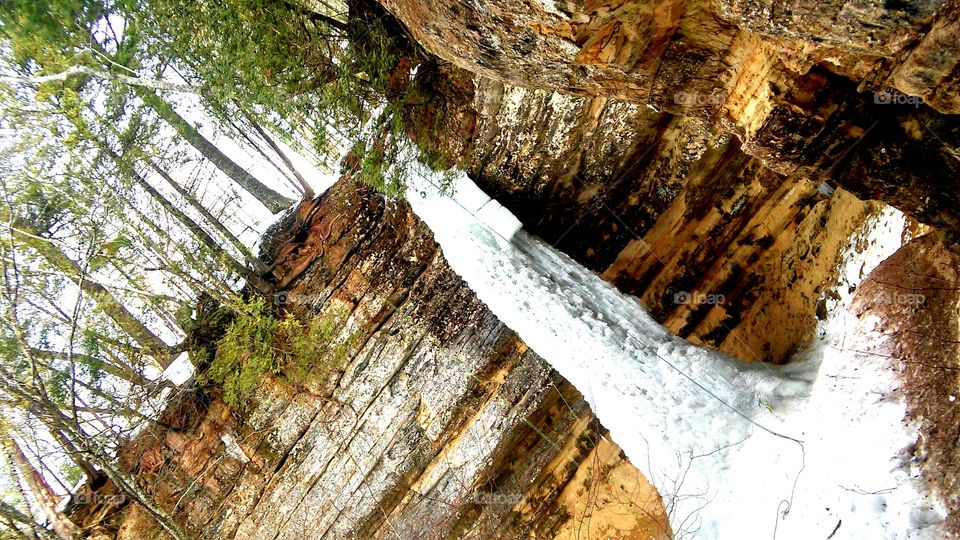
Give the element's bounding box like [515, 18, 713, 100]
[780, 208, 945, 539]
[405, 163, 946, 539]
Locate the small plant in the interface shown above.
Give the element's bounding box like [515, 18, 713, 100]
[354, 139, 401, 197]
[204, 298, 353, 406]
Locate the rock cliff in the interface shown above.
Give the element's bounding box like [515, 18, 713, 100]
[87, 2, 960, 537]
[407, 64, 925, 363]
[384, 0, 960, 245]
[93, 179, 671, 539]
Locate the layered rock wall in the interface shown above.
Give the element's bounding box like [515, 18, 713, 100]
[409, 65, 924, 362]
[386, 0, 960, 244]
[104, 180, 669, 539]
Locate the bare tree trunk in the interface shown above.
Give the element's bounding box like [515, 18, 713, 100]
[241, 109, 315, 198]
[0, 372, 191, 540]
[0, 500, 57, 540]
[136, 89, 293, 213]
[122, 196, 244, 311]
[11, 225, 176, 368]
[146, 160, 272, 274]
[284, 0, 350, 31]
[46, 431, 101, 485]
[94, 458, 190, 540]
[107, 260, 185, 337]
[52, 418, 189, 540]
[205, 102, 305, 197]
[4, 438, 79, 540]
[107, 151, 274, 295]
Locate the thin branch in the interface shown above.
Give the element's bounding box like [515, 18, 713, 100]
[0, 65, 201, 94]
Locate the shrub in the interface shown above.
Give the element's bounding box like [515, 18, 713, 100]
[204, 298, 353, 406]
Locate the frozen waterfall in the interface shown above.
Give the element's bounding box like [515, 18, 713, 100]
[404, 163, 943, 539]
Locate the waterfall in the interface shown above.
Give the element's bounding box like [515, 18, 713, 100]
[404, 164, 813, 536]
[404, 161, 943, 539]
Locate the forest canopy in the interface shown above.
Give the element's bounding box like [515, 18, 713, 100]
[0, 0, 424, 537]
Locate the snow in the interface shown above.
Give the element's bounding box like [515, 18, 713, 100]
[531, 0, 567, 18]
[779, 207, 945, 539]
[404, 164, 946, 539]
[220, 432, 251, 464]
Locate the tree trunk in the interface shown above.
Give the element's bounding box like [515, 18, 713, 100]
[0, 371, 191, 540]
[284, 0, 350, 31]
[0, 500, 57, 540]
[146, 160, 272, 275]
[54, 420, 189, 540]
[122, 197, 244, 311]
[136, 89, 293, 213]
[46, 431, 101, 486]
[96, 458, 189, 540]
[111, 262, 184, 336]
[204, 102, 305, 197]
[241, 110, 315, 198]
[105, 149, 274, 294]
[4, 438, 79, 540]
[11, 226, 176, 368]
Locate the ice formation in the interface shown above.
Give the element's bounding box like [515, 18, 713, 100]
[405, 163, 944, 539]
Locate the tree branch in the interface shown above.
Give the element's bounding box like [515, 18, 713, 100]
[0, 65, 200, 94]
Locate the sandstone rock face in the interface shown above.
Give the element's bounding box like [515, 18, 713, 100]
[892, 3, 960, 113]
[715, 0, 944, 55]
[382, 0, 960, 245]
[851, 234, 960, 535]
[377, 0, 957, 111]
[409, 64, 924, 363]
[111, 179, 669, 539]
